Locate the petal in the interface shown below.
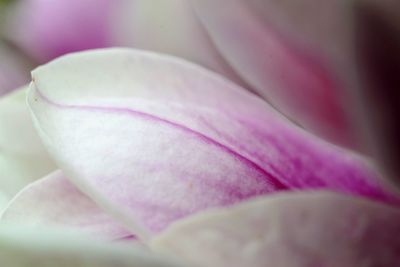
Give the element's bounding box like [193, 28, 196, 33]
[0, 87, 56, 202]
[0, 225, 183, 267]
[190, 0, 356, 148]
[112, 0, 242, 85]
[5, 0, 117, 63]
[152, 191, 400, 267]
[28, 49, 399, 240]
[0, 170, 131, 241]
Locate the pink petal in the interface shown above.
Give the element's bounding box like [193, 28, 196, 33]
[190, 0, 357, 148]
[0, 170, 131, 241]
[153, 191, 400, 267]
[5, 0, 117, 63]
[28, 49, 400, 240]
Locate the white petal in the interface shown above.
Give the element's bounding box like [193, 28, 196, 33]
[153, 191, 400, 267]
[0, 225, 184, 267]
[1, 170, 131, 241]
[0, 87, 56, 200]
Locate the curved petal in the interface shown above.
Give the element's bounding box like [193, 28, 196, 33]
[190, 0, 356, 148]
[0, 225, 183, 267]
[28, 49, 399, 241]
[112, 0, 242, 85]
[0, 87, 56, 203]
[153, 191, 400, 267]
[0, 170, 131, 241]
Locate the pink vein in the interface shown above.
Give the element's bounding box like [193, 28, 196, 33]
[34, 88, 288, 190]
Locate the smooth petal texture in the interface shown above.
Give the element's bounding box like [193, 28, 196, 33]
[5, 0, 117, 63]
[0, 170, 131, 241]
[0, 43, 30, 95]
[153, 191, 400, 267]
[28, 49, 400, 241]
[190, 0, 356, 148]
[0, 225, 183, 267]
[0, 87, 55, 204]
[112, 0, 242, 85]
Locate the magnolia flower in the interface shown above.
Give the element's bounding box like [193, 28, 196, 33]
[1, 1, 400, 267]
[0, 48, 400, 266]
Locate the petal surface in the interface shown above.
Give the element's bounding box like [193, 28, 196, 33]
[153, 191, 400, 267]
[112, 0, 242, 85]
[1, 170, 131, 241]
[28, 49, 400, 240]
[190, 0, 356, 148]
[0, 87, 56, 204]
[0, 225, 183, 267]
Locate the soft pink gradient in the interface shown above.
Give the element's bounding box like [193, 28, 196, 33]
[190, 0, 357, 148]
[6, 0, 117, 63]
[28, 49, 400, 240]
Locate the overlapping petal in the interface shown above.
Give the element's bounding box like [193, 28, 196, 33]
[0, 225, 183, 267]
[0, 87, 56, 206]
[0, 170, 131, 241]
[153, 191, 400, 267]
[28, 49, 400, 241]
[190, 0, 356, 148]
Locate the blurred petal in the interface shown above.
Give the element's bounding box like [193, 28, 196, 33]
[28, 49, 399, 241]
[0, 43, 30, 95]
[0, 225, 183, 267]
[190, 0, 356, 148]
[153, 191, 400, 267]
[1, 170, 131, 241]
[112, 0, 242, 85]
[5, 0, 117, 63]
[0, 87, 56, 202]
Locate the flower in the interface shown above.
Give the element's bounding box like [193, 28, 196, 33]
[1, 47, 400, 266]
[1, 1, 400, 266]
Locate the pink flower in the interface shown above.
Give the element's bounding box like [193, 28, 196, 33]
[1, 1, 400, 266]
[1, 47, 400, 266]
